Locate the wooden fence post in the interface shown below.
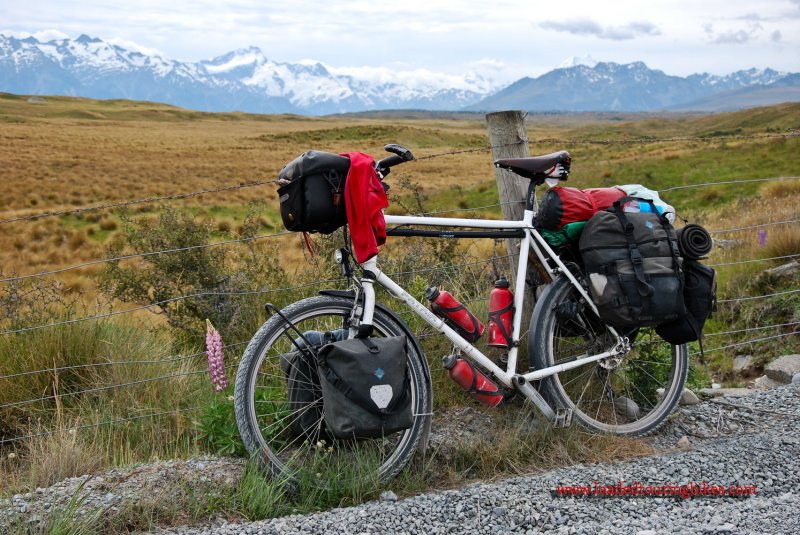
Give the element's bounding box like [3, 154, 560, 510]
[486, 111, 536, 367]
[486, 110, 532, 285]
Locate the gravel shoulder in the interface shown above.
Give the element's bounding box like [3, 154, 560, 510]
[4, 383, 799, 534]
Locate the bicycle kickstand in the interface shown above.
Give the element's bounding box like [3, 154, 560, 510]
[513, 375, 572, 427]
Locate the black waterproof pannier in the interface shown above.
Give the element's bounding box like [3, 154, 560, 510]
[656, 260, 716, 345]
[579, 198, 685, 330]
[277, 150, 350, 234]
[280, 349, 326, 440]
[316, 335, 412, 439]
[279, 330, 346, 440]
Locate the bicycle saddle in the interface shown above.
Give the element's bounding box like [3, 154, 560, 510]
[494, 150, 571, 182]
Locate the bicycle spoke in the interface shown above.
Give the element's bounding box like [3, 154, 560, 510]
[534, 276, 688, 435]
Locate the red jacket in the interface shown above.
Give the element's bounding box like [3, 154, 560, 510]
[342, 152, 388, 262]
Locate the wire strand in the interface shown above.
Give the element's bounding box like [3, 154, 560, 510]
[709, 219, 800, 234]
[693, 331, 798, 356]
[0, 180, 272, 225]
[660, 176, 800, 192]
[0, 341, 249, 381]
[0, 363, 237, 411]
[0, 280, 342, 336]
[718, 289, 800, 304]
[704, 321, 800, 338]
[527, 132, 798, 146]
[0, 231, 291, 284]
[0, 406, 204, 445]
[0, 255, 509, 336]
[708, 253, 800, 267]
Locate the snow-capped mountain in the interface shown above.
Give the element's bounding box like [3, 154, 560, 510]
[1, 33, 798, 114]
[470, 61, 799, 112]
[0, 34, 496, 114]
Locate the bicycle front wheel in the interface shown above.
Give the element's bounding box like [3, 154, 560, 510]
[234, 295, 430, 484]
[530, 275, 688, 436]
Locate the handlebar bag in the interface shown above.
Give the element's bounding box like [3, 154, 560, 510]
[579, 197, 686, 329]
[316, 335, 412, 439]
[277, 150, 351, 234]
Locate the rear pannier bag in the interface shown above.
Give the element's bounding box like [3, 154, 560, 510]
[277, 150, 351, 234]
[316, 335, 412, 439]
[656, 260, 717, 346]
[579, 198, 685, 329]
[538, 186, 626, 230]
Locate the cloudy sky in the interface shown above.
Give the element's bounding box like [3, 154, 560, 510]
[3, 0, 799, 83]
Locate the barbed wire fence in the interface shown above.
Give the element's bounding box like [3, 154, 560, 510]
[0, 131, 798, 446]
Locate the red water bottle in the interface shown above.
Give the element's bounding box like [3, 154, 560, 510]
[426, 287, 485, 342]
[442, 354, 504, 407]
[487, 276, 514, 348]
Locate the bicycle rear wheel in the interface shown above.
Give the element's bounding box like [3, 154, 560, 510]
[234, 295, 430, 484]
[530, 275, 688, 436]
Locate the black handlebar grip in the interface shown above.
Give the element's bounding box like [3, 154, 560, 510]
[383, 144, 415, 161]
[378, 154, 405, 169]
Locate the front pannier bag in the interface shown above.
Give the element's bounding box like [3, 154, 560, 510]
[280, 349, 326, 440]
[277, 150, 351, 234]
[280, 330, 347, 440]
[579, 198, 685, 329]
[316, 335, 412, 439]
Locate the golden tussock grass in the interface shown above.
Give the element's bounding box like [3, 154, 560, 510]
[760, 178, 800, 198]
[764, 226, 800, 258]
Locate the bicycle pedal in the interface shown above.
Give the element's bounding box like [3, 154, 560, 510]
[554, 408, 573, 428]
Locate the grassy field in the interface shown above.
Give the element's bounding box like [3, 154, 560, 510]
[1, 94, 798, 281]
[0, 93, 798, 529]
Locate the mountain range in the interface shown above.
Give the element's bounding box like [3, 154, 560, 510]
[2, 33, 799, 115]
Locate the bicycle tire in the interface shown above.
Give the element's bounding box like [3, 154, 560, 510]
[234, 295, 430, 484]
[530, 275, 688, 436]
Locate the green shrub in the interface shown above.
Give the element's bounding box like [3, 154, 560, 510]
[196, 390, 245, 457]
[101, 206, 289, 341]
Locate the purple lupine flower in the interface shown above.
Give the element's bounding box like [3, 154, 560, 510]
[758, 229, 767, 248]
[206, 319, 229, 392]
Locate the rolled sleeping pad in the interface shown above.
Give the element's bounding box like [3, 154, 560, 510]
[677, 224, 713, 260]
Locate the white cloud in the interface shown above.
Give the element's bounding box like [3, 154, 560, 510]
[33, 29, 70, 41]
[466, 59, 507, 72]
[709, 22, 763, 44]
[106, 37, 165, 57]
[0, 29, 69, 41]
[539, 18, 661, 40]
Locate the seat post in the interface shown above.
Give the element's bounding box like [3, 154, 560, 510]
[525, 180, 538, 212]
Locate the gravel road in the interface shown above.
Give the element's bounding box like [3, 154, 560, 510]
[154, 383, 799, 535]
[5, 383, 799, 534]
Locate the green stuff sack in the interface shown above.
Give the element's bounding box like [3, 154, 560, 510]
[541, 221, 587, 248]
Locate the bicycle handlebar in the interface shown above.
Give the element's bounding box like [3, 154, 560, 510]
[376, 144, 415, 177]
[378, 154, 406, 169]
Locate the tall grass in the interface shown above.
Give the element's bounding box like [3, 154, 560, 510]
[0, 313, 214, 494]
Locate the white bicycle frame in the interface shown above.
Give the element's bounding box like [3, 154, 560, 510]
[351, 207, 626, 421]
